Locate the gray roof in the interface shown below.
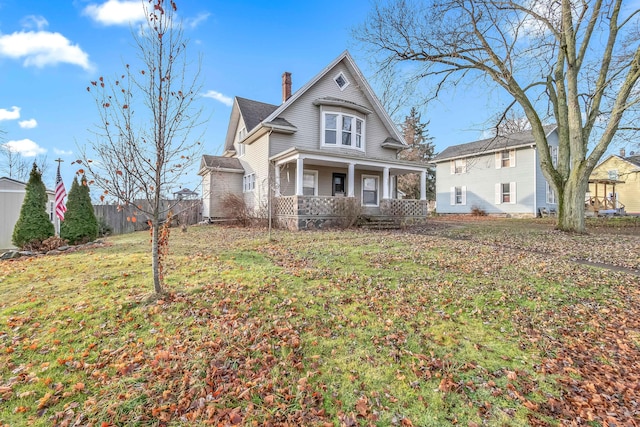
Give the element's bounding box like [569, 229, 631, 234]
[201, 155, 243, 170]
[625, 155, 640, 168]
[236, 97, 279, 132]
[433, 125, 557, 162]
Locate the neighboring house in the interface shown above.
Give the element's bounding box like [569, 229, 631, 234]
[432, 125, 559, 217]
[199, 51, 429, 230]
[0, 176, 56, 250]
[589, 150, 640, 215]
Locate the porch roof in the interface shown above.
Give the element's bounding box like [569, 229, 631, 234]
[271, 147, 429, 174]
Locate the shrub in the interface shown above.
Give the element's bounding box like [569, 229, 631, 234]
[220, 193, 252, 227]
[60, 176, 99, 245]
[471, 205, 487, 216]
[12, 163, 55, 248]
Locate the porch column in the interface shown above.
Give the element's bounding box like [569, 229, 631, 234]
[295, 157, 304, 196]
[347, 163, 355, 197]
[382, 167, 390, 199]
[274, 165, 281, 197]
[420, 170, 427, 200]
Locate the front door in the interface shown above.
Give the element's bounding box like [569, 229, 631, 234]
[332, 173, 346, 196]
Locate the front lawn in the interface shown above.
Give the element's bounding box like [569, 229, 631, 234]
[1, 221, 638, 426]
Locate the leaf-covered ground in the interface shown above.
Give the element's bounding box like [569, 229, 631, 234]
[0, 219, 638, 426]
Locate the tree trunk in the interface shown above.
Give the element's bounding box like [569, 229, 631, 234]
[556, 173, 589, 233]
[151, 220, 162, 294]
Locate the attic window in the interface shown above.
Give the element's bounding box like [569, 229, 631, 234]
[334, 72, 349, 91]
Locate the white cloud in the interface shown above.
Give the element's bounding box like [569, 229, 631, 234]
[185, 12, 210, 29]
[83, 0, 146, 26]
[202, 90, 233, 107]
[0, 106, 20, 121]
[18, 118, 37, 129]
[0, 30, 92, 70]
[53, 148, 73, 155]
[3, 139, 46, 157]
[21, 15, 49, 31]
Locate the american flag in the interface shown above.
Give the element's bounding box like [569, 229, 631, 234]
[55, 162, 67, 221]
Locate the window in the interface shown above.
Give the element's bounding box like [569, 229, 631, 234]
[495, 182, 516, 204]
[303, 170, 318, 196]
[546, 181, 557, 204]
[334, 72, 349, 90]
[450, 186, 467, 205]
[608, 169, 619, 180]
[496, 150, 515, 168]
[237, 127, 246, 141]
[451, 159, 466, 174]
[237, 143, 245, 157]
[323, 112, 364, 149]
[550, 146, 558, 167]
[243, 173, 255, 192]
[362, 175, 379, 206]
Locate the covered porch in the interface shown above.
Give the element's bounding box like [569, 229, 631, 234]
[271, 149, 430, 230]
[586, 178, 626, 216]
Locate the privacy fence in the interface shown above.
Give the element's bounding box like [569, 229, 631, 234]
[93, 200, 202, 236]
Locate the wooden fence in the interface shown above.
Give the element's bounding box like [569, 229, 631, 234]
[94, 199, 202, 236]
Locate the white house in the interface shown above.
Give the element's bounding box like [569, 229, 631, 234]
[199, 51, 430, 229]
[0, 176, 56, 250]
[432, 125, 559, 217]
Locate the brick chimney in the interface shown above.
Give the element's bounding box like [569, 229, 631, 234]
[282, 72, 292, 103]
[620, 148, 626, 158]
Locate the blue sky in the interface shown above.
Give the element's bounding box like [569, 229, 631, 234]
[4, 0, 629, 193]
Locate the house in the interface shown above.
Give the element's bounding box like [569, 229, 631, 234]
[588, 149, 640, 215]
[0, 176, 56, 249]
[198, 51, 430, 230]
[432, 125, 559, 217]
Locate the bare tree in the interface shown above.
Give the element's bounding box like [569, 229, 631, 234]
[85, 0, 203, 294]
[0, 143, 49, 183]
[357, 0, 640, 232]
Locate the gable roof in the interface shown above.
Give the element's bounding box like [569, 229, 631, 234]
[626, 155, 640, 168]
[221, 50, 405, 155]
[433, 125, 558, 162]
[236, 97, 279, 132]
[198, 155, 244, 175]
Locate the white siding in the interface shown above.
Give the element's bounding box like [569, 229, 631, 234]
[269, 60, 400, 162]
[241, 133, 270, 212]
[435, 146, 537, 215]
[534, 131, 560, 212]
[202, 170, 243, 218]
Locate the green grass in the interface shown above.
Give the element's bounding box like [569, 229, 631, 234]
[0, 222, 637, 426]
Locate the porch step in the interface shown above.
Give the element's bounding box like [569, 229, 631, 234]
[357, 216, 401, 230]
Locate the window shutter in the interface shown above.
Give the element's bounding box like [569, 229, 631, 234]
[510, 182, 516, 204]
[461, 186, 467, 205]
[450, 187, 455, 205]
[450, 161, 455, 175]
[495, 152, 501, 169]
[495, 183, 501, 204]
[510, 149, 516, 167]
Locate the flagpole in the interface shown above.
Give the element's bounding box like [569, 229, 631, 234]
[54, 158, 65, 236]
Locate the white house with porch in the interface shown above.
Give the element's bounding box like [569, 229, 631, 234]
[199, 51, 429, 229]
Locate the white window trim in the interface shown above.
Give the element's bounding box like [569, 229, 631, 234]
[237, 142, 245, 157]
[495, 182, 516, 204]
[550, 146, 558, 167]
[334, 72, 350, 91]
[302, 170, 318, 196]
[450, 158, 467, 174]
[361, 174, 380, 207]
[321, 111, 365, 151]
[546, 181, 557, 204]
[495, 149, 516, 169]
[243, 173, 255, 193]
[450, 186, 467, 205]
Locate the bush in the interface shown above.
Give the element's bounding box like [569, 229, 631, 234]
[471, 205, 487, 216]
[12, 164, 55, 248]
[220, 193, 252, 226]
[60, 176, 99, 245]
